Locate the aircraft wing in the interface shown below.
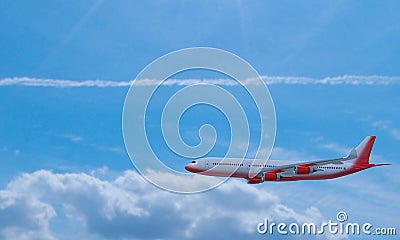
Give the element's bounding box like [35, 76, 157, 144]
[268, 148, 357, 172]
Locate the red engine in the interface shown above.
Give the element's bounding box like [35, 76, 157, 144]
[247, 178, 263, 184]
[264, 172, 281, 181]
[295, 165, 317, 174]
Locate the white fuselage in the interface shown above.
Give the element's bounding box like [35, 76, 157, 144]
[184, 136, 388, 183]
[185, 157, 360, 182]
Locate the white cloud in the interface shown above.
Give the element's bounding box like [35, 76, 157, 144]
[0, 77, 132, 88]
[318, 143, 350, 156]
[270, 146, 316, 161]
[0, 189, 56, 240]
[0, 147, 21, 157]
[88, 144, 125, 154]
[59, 134, 84, 143]
[56, 133, 124, 154]
[1, 75, 400, 88]
[263, 75, 400, 85]
[372, 120, 400, 140]
[0, 169, 327, 240]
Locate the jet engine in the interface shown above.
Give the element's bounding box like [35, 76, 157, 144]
[264, 172, 281, 181]
[247, 178, 263, 184]
[294, 165, 317, 174]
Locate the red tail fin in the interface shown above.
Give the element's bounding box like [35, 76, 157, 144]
[354, 136, 376, 165]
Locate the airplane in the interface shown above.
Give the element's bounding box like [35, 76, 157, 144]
[184, 136, 391, 184]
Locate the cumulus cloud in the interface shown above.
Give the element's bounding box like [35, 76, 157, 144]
[0, 169, 326, 240]
[1, 75, 400, 88]
[0, 189, 56, 240]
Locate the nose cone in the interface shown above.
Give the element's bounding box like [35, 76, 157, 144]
[185, 165, 193, 172]
[185, 164, 202, 173]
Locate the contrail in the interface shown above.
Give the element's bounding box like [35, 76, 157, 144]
[1, 75, 400, 88]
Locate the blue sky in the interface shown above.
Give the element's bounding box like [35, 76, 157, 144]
[1, 1, 400, 239]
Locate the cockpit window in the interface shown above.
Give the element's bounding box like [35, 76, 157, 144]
[191, 161, 197, 164]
